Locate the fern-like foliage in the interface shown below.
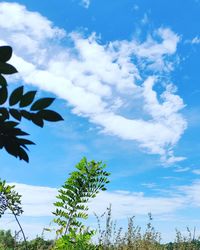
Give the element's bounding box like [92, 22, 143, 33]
[53, 157, 110, 237]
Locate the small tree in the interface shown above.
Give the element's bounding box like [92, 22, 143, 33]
[0, 45, 63, 162]
[53, 157, 110, 249]
[0, 179, 27, 249]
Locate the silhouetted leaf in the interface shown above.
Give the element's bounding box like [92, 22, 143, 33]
[0, 108, 9, 121]
[0, 137, 3, 149]
[0, 86, 8, 105]
[14, 128, 29, 136]
[4, 139, 18, 158]
[9, 109, 21, 121]
[30, 97, 55, 111]
[3, 121, 18, 128]
[0, 62, 17, 74]
[0, 46, 12, 62]
[16, 138, 35, 145]
[38, 110, 63, 122]
[0, 45, 64, 163]
[9, 86, 24, 106]
[20, 91, 37, 107]
[21, 110, 31, 120]
[0, 75, 7, 86]
[18, 147, 29, 162]
[31, 113, 44, 127]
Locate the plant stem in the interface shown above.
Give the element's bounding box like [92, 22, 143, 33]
[12, 211, 28, 250]
[64, 214, 72, 235]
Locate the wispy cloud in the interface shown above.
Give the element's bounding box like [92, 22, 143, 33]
[0, 2, 187, 163]
[178, 180, 200, 207]
[191, 36, 200, 44]
[192, 169, 200, 175]
[9, 183, 57, 217]
[186, 36, 200, 45]
[81, 0, 90, 8]
[9, 182, 186, 219]
[0, 181, 199, 239]
[141, 182, 157, 188]
[174, 166, 190, 173]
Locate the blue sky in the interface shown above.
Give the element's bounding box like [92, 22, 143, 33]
[0, 0, 200, 242]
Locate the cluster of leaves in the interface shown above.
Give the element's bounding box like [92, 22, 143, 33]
[0, 179, 23, 218]
[0, 46, 63, 162]
[54, 231, 97, 250]
[53, 157, 110, 243]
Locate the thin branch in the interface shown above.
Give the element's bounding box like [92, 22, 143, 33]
[11, 210, 28, 250]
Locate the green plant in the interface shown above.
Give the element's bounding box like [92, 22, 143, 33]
[17, 236, 54, 250]
[0, 230, 15, 250]
[0, 45, 63, 162]
[95, 206, 164, 250]
[0, 179, 28, 249]
[53, 157, 110, 249]
[54, 230, 98, 250]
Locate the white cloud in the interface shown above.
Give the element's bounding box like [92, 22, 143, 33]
[191, 36, 200, 44]
[174, 167, 190, 173]
[133, 4, 139, 11]
[81, 0, 90, 8]
[89, 191, 185, 219]
[178, 180, 200, 207]
[0, 2, 187, 163]
[0, 182, 197, 234]
[10, 183, 57, 216]
[8, 183, 184, 219]
[0, 181, 200, 239]
[186, 36, 200, 45]
[192, 169, 200, 175]
[141, 13, 149, 25]
[7, 181, 200, 219]
[141, 182, 157, 188]
[0, 216, 54, 240]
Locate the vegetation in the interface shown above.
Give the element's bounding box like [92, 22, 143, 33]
[0, 45, 63, 163]
[0, 158, 110, 249]
[0, 179, 27, 248]
[53, 157, 110, 249]
[0, 230, 53, 250]
[93, 206, 200, 250]
[1, 211, 200, 249]
[0, 44, 63, 249]
[1, 46, 199, 250]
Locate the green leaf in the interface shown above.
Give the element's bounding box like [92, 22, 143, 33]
[0, 46, 12, 62]
[9, 86, 24, 106]
[38, 110, 63, 122]
[30, 97, 55, 111]
[0, 62, 17, 75]
[53, 158, 110, 236]
[19, 91, 37, 107]
[0, 86, 8, 105]
[9, 109, 22, 121]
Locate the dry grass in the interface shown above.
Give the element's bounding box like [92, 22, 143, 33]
[93, 205, 200, 250]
